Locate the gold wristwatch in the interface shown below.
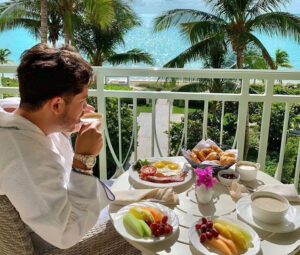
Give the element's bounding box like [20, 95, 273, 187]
[74, 153, 96, 169]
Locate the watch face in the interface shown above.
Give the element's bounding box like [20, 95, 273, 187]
[86, 156, 96, 168]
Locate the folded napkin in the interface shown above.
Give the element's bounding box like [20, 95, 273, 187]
[257, 184, 300, 203]
[111, 187, 179, 206]
[229, 182, 249, 201]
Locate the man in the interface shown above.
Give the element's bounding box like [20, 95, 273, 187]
[0, 44, 114, 249]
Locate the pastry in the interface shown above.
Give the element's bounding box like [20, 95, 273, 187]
[211, 145, 223, 154]
[206, 152, 220, 161]
[193, 148, 206, 161]
[190, 152, 201, 163]
[220, 155, 236, 165]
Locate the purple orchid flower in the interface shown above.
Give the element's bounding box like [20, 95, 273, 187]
[194, 166, 218, 190]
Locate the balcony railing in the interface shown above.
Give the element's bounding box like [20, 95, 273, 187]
[1, 65, 300, 189]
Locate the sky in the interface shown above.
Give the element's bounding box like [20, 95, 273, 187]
[131, 0, 300, 14]
[0, 0, 299, 14]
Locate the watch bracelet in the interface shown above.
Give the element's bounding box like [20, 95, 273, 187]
[72, 167, 93, 176]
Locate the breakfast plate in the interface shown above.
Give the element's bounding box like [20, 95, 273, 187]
[236, 195, 300, 233]
[129, 157, 193, 188]
[111, 201, 179, 243]
[189, 217, 260, 255]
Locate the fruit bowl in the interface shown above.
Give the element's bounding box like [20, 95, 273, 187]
[112, 201, 179, 243]
[189, 217, 260, 255]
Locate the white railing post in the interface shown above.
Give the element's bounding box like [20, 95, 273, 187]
[0, 74, 3, 99]
[118, 97, 122, 162]
[184, 99, 189, 149]
[257, 79, 275, 171]
[151, 98, 156, 157]
[220, 101, 225, 145]
[294, 141, 300, 190]
[133, 97, 138, 161]
[96, 69, 107, 179]
[236, 79, 250, 161]
[203, 100, 208, 140]
[275, 103, 290, 181]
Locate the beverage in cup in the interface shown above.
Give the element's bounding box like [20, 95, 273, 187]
[80, 112, 103, 131]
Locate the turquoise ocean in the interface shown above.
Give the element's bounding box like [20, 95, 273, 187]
[0, 13, 300, 70]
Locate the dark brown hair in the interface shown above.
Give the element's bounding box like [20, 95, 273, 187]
[17, 43, 93, 111]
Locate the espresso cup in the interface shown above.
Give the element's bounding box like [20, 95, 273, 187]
[81, 113, 103, 131]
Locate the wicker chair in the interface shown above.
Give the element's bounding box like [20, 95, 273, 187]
[0, 195, 142, 255]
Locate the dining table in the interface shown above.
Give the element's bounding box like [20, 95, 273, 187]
[108, 156, 300, 255]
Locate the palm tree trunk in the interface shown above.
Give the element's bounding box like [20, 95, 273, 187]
[63, 19, 70, 45]
[64, 27, 70, 45]
[40, 0, 47, 43]
[237, 49, 243, 69]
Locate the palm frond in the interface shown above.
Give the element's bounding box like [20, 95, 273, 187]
[275, 48, 293, 69]
[248, 12, 300, 43]
[107, 49, 154, 66]
[180, 20, 226, 44]
[163, 35, 223, 68]
[85, 0, 114, 29]
[250, 0, 289, 16]
[205, 0, 253, 20]
[153, 9, 223, 32]
[246, 33, 275, 69]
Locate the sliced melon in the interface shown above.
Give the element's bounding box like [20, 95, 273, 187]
[145, 207, 164, 222]
[218, 234, 239, 255]
[139, 219, 152, 237]
[123, 213, 144, 237]
[129, 206, 154, 222]
[205, 236, 232, 255]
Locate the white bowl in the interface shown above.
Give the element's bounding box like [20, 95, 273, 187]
[236, 161, 259, 182]
[217, 169, 240, 186]
[251, 191, 289, 224]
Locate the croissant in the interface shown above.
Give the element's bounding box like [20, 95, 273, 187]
[223, 152, 236, 158]
[220, 155, 236, 165]
[206, 152, 220, 161]
[193, 148, 206, 161]
[202, 148, 213, 156]
[211, 145, 223, 154]
[190, 152, 201, 163]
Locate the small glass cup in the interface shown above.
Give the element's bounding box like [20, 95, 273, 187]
[80, 113, 103, 131]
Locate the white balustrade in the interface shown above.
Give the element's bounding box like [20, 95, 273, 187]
[1, 65, 299, 185]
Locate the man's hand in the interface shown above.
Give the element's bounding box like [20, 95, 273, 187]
[63, 104, 95, 137]
[74, 121, 103, 156]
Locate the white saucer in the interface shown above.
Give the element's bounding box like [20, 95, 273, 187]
[189, 217, 260, 255]
[236, 196, 300, 233]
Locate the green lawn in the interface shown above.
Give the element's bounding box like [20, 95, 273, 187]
[137, 105, 198, 115]
[172, 106, 198, 114]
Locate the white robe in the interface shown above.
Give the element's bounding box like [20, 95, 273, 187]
[0, 109, 114, 249]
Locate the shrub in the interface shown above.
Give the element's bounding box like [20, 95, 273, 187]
[167, 110, 237, 155]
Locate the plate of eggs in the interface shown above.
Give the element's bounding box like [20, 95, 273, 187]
[129, 157, 193, 188]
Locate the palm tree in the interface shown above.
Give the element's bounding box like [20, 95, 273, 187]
[57, 0, 114, 45]
[274, 48, 293, 85]
[0, 48, 12, 84]
[0, 48, 12, 64]
[244, 48, 268, 85]
[0, 0, 62, 46]
[0, 0, 114, 46]
[74, 0, 154, 66]
[40, 0, 47, 43]
[154, 0, 300, 159]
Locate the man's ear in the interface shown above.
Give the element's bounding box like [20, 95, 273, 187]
[48, 97, 65, 115]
